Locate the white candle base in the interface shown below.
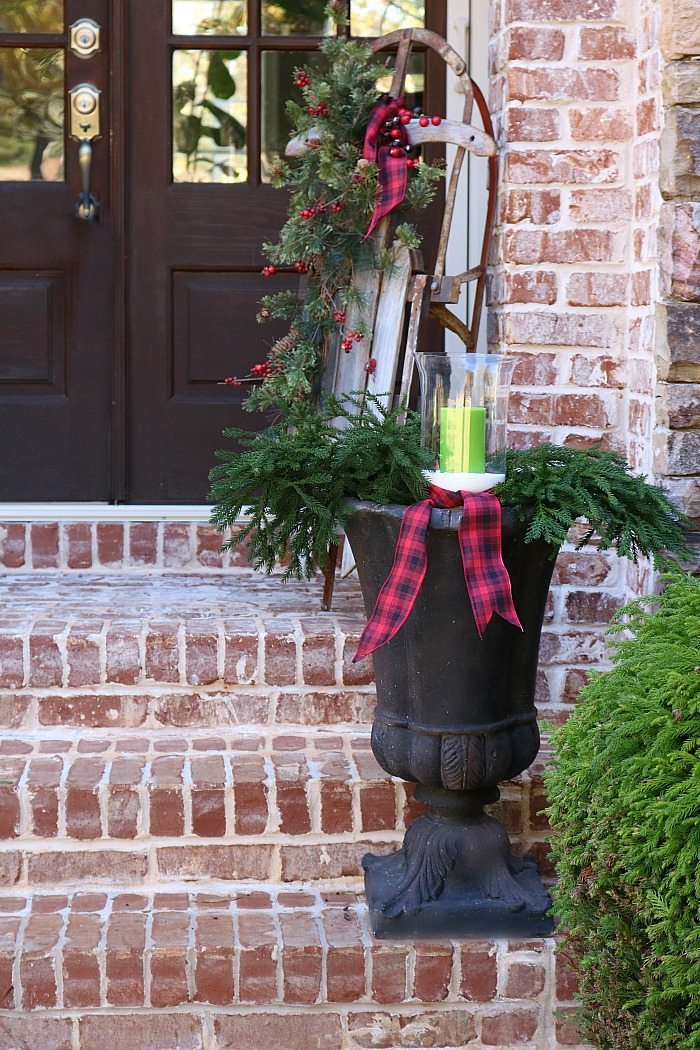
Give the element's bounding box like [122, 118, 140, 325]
[424, 470, 506, 494]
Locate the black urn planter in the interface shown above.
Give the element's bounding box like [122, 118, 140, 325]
[344, 499, 557, 939]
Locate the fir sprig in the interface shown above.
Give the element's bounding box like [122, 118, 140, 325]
[209, 394, 432, 580]
[495, 444, 690, 565]
[545, 573, 700, 1049]
[210, 419, 689, 580]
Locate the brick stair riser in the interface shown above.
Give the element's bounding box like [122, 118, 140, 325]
[0, 735, 550, 889]
[0, 619, 371, 697]
[0, 617, 606, 731]
[0, 614, 380, 731]
[0, 1009, 590, 1050]
[0, 890, 587, 1048]
[0, 522, 258, 574]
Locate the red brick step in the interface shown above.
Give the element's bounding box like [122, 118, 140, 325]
[0, 730, 550, 890]
[0, 573, 377, 731]
[0, 887, 583, 1048]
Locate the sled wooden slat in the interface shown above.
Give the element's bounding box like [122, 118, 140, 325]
[367, 242, 414, 408]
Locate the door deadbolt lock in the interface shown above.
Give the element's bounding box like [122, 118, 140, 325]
[69, 83, 101, 141]
[69, 19, 101, 59]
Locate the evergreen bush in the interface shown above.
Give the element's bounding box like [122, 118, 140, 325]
[546, 573, 700, 1049]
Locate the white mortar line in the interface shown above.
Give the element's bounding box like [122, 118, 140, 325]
[143, 891, 154, 1008]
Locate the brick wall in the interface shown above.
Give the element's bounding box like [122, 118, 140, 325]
[489, 0, 678, 709]
[657, 0, 700, 537]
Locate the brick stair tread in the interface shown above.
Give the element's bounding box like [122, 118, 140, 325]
[0, 572, 365, 621]
[0, 883, 579, 1035]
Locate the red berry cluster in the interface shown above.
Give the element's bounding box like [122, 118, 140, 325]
[293, 260, 308, 273]
[299, 197, 343, 220]
[383, 104, 429, 169]
[341, 330, 362, 353]
[293, 69, 311, 88]
[307, 101, 328, 118]
[262, 264, 277, 277]
[418, 114, 443, 127]
[223, 376, 241, 386]
[333, 310, 346, 323]
[364, 358, 377, 375]
[250, 362, 273, 379]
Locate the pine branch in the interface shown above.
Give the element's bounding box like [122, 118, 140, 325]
[495, 445, 690, 565]
[209, 395, 432, 579]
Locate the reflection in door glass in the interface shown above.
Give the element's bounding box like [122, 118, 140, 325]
[0, 49, 64, 182]
[376, 52, 425, 113]
[261, 0, 330, 36]
[350, 0, 424, 36]
[172, 1, 246, 36]
[261, 50, 326, 183]
[0, 0, 63, 33]
[173, 50, 247, 182]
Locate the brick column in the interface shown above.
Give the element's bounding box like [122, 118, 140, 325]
[657, 0, 700, 551]
[489, 0, 667, 710]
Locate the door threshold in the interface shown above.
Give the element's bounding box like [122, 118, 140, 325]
[0, 504, 213, 522]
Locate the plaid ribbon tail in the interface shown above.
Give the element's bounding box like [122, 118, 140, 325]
[458, 493, 523, 637]
[364, 148, 408, 239]
[353, 500, 432, 662]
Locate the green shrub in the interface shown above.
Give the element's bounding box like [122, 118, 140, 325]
[545, 574, 700, 1049]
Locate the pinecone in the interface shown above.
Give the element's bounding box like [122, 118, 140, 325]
[269, 327, 300, 359]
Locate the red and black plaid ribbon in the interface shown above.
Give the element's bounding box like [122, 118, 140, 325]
[353, 485, 522, 662]
[362, 95, 408, 239]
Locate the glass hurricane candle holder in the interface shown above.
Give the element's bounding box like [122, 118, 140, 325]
[416, 352, 515, 493]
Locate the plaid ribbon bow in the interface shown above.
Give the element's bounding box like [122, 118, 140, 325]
[353, 485, 523, 663]
[362, 95, 409, 239]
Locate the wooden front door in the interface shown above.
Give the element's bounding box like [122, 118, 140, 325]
[0, 0, 443, 503]
[0, 0, 113, 500]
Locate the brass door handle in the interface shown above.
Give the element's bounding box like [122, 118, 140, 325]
[69, 83, 101, 222]
[77, 140, 97, 221]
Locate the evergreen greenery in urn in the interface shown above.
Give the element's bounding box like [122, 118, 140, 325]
[210, 394, 689, 578]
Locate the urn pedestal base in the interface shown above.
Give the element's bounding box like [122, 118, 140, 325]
[362, 787, 554, 940]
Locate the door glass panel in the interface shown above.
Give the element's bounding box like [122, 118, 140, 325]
[261, 1, 330, 36]
[0, 1, 63, 33]
[376, 52, 425, 112]
[260, 50, 326, 182]
[351, 0, 424, 36]
[0, 48, 64, 181]
[172, 1, 246, 36]
[173, 49, 247, 182]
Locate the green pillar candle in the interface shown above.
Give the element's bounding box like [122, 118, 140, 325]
[439, 407, 486, 473]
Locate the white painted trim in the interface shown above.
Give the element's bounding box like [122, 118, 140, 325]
[445, 0, 490, 355]
[0, 504, 214, 522]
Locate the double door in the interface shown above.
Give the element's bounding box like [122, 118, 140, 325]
[0, 0, 442, 501]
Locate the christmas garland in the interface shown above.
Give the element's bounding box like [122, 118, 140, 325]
[226, 28, 444, 413]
